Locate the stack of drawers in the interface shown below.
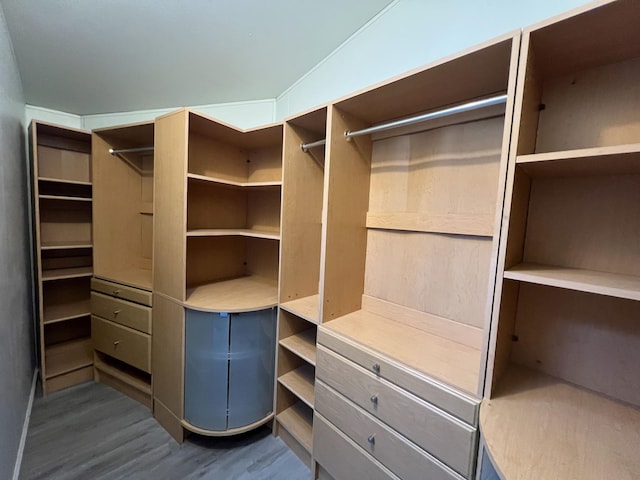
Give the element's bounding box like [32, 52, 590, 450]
[314, 328, 479, 480]
[90, 278, 152, 407]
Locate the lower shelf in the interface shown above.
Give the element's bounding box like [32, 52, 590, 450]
[480, 365, 640, 480]
[278, 365, 315, 408]
[94, 354, 152, 409]
[280, 294, 320, 324]
[185, 275, 278, 312]
[45, 337, 93, 378]
[276, 402, 313, 454]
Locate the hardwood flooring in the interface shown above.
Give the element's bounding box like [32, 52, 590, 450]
[20, 381, 309, 479]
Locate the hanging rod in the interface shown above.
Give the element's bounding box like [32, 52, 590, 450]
[109, 146, 154, 155]
[301, 139, 326, 152]
[344, 94, 508, 139]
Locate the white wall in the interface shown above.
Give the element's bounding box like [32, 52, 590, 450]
[0, 4, 35, 479]
[275, 0, 591, 119]
[25, 105, 82, 129]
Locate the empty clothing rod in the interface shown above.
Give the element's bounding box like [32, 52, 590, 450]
[344, 94, 508, 139]
[109, 146, 154, 155]
[301, 138, 326, 152]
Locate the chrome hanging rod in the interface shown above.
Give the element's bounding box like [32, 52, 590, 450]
[301, 138, 326, 152]
[344, 94, 507, 139]
[109, 146, 154, 155]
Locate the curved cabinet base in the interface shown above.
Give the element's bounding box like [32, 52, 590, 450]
[182, 413, 274, 437]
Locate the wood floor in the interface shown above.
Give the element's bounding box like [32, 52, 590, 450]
[20, 381, 309, 479]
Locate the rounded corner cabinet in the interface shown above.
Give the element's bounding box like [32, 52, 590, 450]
[184, 307, 277, 435]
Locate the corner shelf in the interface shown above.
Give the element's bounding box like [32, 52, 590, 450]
[186, 229, 280, 241]
[43, 299, 91, 324]
[44, 337, 93, 379]
[42, 266, 93, 282]
[185, 276, 278, 312]
[276, 402, 313, 454]
[41, 241, 93, 251]
[38, 176, 92, 186]
[39, 194, 92, 202]
[187, 172, 282, 188]
[278, 364, 315, 408]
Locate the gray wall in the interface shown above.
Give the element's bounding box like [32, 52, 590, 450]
[0, 3, 35, 479]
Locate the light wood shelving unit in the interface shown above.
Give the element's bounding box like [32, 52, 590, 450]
[482, 2, 640, 479]
[275, 106, 327, 467]
[92, 121, 155, 291]
[30, 120, 94, 394]
[91, 121, 155, 406]
[153, 109, 283, 441]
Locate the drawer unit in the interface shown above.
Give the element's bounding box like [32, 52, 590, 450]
[314, 413, 400, 480]
[92, 316, 151, 373]
[318, 328, 478, 425]
[316, 380, 464, 480]
[91, 292, 151, 334]
[91, 277, 152, 306]
[316, 345, 476, 478]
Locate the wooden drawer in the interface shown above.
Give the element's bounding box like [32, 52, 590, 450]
[91, 277, 152, 306]
[91, 292, 151, 334]
[317, 345, 477, 478]
[313, 413, 400, 480]
[92, 316, 151, 373]
[316, 380, 464, 480]
[318, 327, 478, 425]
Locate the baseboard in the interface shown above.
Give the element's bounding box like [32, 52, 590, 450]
[13, 369, 38, 480]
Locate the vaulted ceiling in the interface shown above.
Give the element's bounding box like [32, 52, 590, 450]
[1, 0, 394, 114]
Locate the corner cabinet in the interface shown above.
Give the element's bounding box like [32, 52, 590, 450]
[481, 2, 640, 480]
[29, 120, 94, 395]
[153, 109, 283, 441]
[91, 121, 155, 407]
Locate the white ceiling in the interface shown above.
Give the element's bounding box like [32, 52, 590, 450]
[1, 0, 394, 115]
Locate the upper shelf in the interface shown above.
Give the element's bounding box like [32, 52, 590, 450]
[280, 294, 320, 324]
[186, 229, 280, 241]
[185, 275, 278, 313]
[504, 263, 640, 302]
[187, 173, 281, 188]
[480, 364, 640, 480]
[516, 143, 640, 177]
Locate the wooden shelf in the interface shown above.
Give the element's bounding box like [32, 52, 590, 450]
[94, 358, 152, 395]
[278, 365, 315, 408]
[280, 295, 319, 324]
[279, 329, 317, 366]
[186, 229, 280, 241]
[517, 143, 640, 177]
[326, 309, 481, 395]
[98, 267, 153, 291]
[504, 263, 640, 302]
[42, 266, 93, 282]
[39, 194, 92, 202]
[276, 402, 313, 453]
[187, 172, 282, 188]
[366, 212, 494, 237]
[38, 176, 92, 186]
[185, 275, 278, 312]
[43, 299, 91, 324]
[41, 241, 93, 251]
[481, 365, 640, 480]
[44, 337, 93, 379]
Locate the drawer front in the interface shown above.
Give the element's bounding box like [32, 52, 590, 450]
[91, 277, 152, 306]
[91, 292, 151, 334]
[317, 345, 476, 478]
[318, 328, 479, 425]
[313, 413, 400, 480]
[92, 316, 151, 373]
[316, 380, 464, 480]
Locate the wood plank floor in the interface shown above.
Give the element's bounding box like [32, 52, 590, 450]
[20, 381, 310, 479]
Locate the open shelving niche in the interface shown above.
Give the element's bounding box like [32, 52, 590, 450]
[91, 121, 155, 404]
[30, 120, 94, 394]
[482, 2, 640, 479]
[92, 121, 155, 291]
[275, 106, 327, 467]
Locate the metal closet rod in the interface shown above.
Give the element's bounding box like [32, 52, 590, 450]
[109, 146, 154, 155]
[344, 94, 508, 139]
[301, 138, 326, 152]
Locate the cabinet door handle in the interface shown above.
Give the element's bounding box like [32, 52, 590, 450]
[370, 394, 378, 405]
[372, 363, 380, 373]
[113, 310, 121, 316]
[113, 289, 121, 296]
[367, 434, 375, 445]
[113, 340, 121, 347]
